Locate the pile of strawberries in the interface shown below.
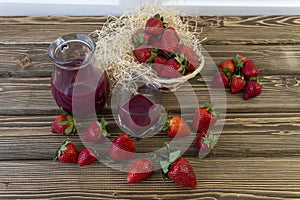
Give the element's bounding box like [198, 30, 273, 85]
[132, 14, 199, 78]
[211, 55, 262, 100]
[51, 102, 220, 189]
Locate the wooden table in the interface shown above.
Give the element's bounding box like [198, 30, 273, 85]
[0, 16, 299, 199]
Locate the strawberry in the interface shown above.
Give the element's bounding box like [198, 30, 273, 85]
[167, 157, 197, 188]
[178, 44, 199, 72]
[54, 140, 78, 163]
[145, 15, 164, 35]
[132, 28, 151, 47]
[133, 45, 152, 63]
[241, 60, 259, 80]
[160, 143, 197, 188]
[230, 75, 246, 94]
[160, 28, 179, 54]
[244, 77, 262, 100]
[51, 110, 75, 135]
[158, 55, 187, 78]
[218, 59, 235, 74]
[153, 55, 168, 74]
[82, 118, 109, 143]
[193, 103, 220, 133]
[211, 71, 230, 88]
[162, 116, 190, 138]
[150, 37, 161, 49]
[109, 134, 136, 161]
[127, 158, 154, 184]
[78, 147, 97, 166]
[195, 132, 218, 154]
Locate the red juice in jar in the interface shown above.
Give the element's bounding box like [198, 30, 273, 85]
[48, 34, 109, 115]
[118, 94, 161, 136]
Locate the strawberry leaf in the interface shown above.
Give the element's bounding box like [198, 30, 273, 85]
[202, 135, 218, 151]
[169, 150, 181, 163]
[53, 140, 70, 161]
[154, 14, 160, 19]
[161, 117, 170, 132]
[97, 118, 110, 137]
[64, 125, 73, 135]
[160, 160, 170, 174]
[59, 120, 70, 126]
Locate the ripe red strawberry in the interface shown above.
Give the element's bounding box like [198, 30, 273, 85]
[158, 55, 187, 78]
[230, 75, 246, 94]
[127, 158, 154, 184]
[193, 103, 220, 133]
[82, 118, 109, 143]
[163, 157, 197, 188]
[241, 60, 259, 80]
[218, 59, 235, 74]
[195, 132, 218, 154]
[162, 116, 190, 138]
[211, 71, 229, 88]
[132, 28, 151, 47]
[160, 28, 179, 54]
[109, 134, 136, 161]
[160, 143, 197, 188]
[78, 147, 97, 166]
[153, 55, 168, 74]
[145, 16, 164, 35]
[150, 37, 161, 49]
[133, 45, 152, 63]
[178, 44, 199, 72]
[54, 140, 78, 163]
[244, 77, 262, 100]
[51, 112, 75, 135]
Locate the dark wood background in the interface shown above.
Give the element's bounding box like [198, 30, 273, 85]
[0, 16, 299, 199]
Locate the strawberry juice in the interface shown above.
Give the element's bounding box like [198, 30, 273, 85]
[49, 34, 109, 115]
[118, 94, 161, 136]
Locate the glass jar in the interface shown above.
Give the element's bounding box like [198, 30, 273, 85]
[48, 33, 109, 115]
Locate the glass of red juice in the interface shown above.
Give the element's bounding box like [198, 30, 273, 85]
[48, 33, 109, 115]
[115, 79, 166, 138]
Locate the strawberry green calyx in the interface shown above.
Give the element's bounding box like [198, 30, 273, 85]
[233, 54, 246, 68]
[59, 108, 76, 135]
[200, 103, 221, 117]
[162, 117, 170, 132]
[133, 33, 147, 46]
[249, 76, 262, 84]
[202, 134, 218, 154]
[53, 139, 70, 161]
[96, 117, 110, 137]
[219, 68, 232, 78]
[175, 54, 189, 75]
[154, 13, 168, 28]
[146, 49, 158, 63]
[160, 142, 181, 176]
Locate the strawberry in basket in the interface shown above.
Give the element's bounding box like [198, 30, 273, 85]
[132, 14, 199, 79]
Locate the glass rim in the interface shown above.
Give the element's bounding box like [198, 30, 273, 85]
[48, 33, 96, 70]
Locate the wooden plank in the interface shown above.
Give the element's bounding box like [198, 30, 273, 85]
[0, 16, 299, 45]
[0, 158, 299, 199]
[0, 112, 298, 160]
[1, 44, 300, 78]
[0, 74, 299, 115]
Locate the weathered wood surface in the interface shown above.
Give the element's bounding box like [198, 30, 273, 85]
[0, 16, 299, 199]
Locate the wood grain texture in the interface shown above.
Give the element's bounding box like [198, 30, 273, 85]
[0, 16, 300, 45]
[0, 74, 298, 115]
[0, 158, 299, 199]
[0, 112, 298, 160]
[1, 44, 300, 78]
